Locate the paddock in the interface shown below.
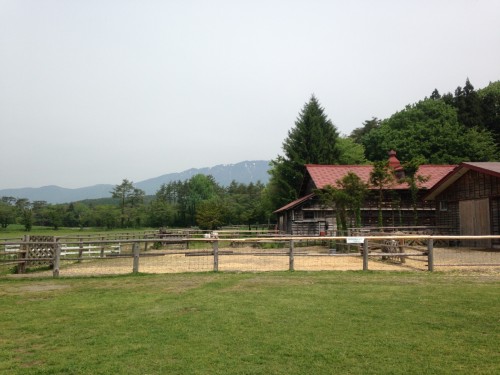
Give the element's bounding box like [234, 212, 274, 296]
[4, 238, 499, 278]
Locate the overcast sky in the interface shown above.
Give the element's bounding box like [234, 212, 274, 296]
[1, 0, 499, 189]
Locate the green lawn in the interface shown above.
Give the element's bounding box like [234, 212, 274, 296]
[0, 271, 498, 374]
[0, 225, 159, 240]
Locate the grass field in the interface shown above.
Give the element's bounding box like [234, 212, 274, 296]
[0, 271, 498, 374]
[0, 225, 158, 239]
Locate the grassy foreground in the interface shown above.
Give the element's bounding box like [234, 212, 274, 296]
[0, 272, 498, 374]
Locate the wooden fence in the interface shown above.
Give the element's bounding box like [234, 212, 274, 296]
[1, 234, 499, 277]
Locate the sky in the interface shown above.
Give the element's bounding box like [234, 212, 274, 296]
[1, 0, 499, 189]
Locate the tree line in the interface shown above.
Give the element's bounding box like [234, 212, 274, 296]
[352, 79, 500, 163]
[0, 176, 271, 231]
[2, 78, 499, 231]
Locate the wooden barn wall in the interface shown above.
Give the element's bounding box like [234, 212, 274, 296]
[491, 198, 500, 239]
[278, 190, 437, 234]
[435, 201, 459, 235]
[362, 190, 435, 227]
[435, 170, 500, 242]
[290, 198, 335, 236]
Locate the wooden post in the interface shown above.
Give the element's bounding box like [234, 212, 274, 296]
[18, 235, 28, 274]
[363, 239, 369, 271]
[53, 240, 61, 278]
[427, 238, 434, 272]
[289, 239, 294, 271]
[133, 243, 140, 273]
[213, 240, 219, 272]
[100, 236, 105, 258]
[78, 238, 83, 262]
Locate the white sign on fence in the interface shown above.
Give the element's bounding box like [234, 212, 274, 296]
[346, 237, 365, 244]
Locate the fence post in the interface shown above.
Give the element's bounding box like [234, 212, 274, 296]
[53, 240, 61, 278]
[133, 243, 140, 273]
[289, 239, 294, 271]
[78, 238, 83, 262]
[427, 238, 434, 272]
[363, 239, 369, 271]
[17, 235, 28, 274]
[100, 236, 105, 258]
[213, 240, 219, 272]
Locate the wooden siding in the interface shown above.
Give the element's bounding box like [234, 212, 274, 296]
[276, 190, 437, 234]
[434, 170, 500, 246]
[491, 198, 500, 240]
[459, 199, 491, 247]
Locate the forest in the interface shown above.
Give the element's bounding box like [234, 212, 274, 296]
[1, 78, 499, 231]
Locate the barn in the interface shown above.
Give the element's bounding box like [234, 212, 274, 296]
[425, 162, 500, 248]
[274, 152, 456, 235]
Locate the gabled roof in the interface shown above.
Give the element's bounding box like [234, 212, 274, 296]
[425, 162, 500, 200]
[305, 164, 456, 191]
[273, 193, 315, 214]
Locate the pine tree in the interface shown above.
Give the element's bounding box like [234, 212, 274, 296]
[268, 95, 341, 209]
[455, 78, 483, 129]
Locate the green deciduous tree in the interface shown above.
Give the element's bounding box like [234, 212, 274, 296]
[337, 137, 368, 164]
[184, 175, 220, 226]
[94, 205, 119, 229]
[223, 181, 267, 227]
[349, 117, 381, 144]
[362, 99, 498, 163]
[15, 198, 33, 231]
[316, 185, 350, 235]
[316, 172, 368, 234]
[478, 81, 500, 146]
[148, 200, 175, 228]
[399, 158, 428, 225]
[196, 199, 225, 230]
[148, 184, 177, 227]
[0, 200, 16, 229]
[369, 161, 394, 228]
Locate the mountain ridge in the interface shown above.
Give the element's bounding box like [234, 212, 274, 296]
[0, 160, 270, 204]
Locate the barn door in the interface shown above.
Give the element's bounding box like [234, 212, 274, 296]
[459, 198, 491, 248]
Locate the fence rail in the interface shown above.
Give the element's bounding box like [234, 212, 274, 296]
[1, 234, 499, 277]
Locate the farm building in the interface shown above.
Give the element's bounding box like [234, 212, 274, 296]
[425, 162, 500, 248]
[274, 151, 456, 235]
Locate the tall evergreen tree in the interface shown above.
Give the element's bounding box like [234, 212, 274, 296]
[430, 89, 441, 100]
[111, 179, 145, 227]
[455, 78, 483, 129]
[268, 95, 341, 209]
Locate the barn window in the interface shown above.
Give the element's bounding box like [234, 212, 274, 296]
[303, 211, 314, 219]
[439, 201, 448, 211]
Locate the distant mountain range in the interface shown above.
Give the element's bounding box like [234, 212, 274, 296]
[0, 160, 271, 204]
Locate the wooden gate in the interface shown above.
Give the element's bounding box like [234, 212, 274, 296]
[18, 235, 55, 273]
[459, 198, 491, 247]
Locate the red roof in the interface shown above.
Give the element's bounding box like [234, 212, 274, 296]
[462, 162, 500, 177]
[305, 164, 456, 191]
[273, 193, 315, 213]
[425, 162, 500, 200]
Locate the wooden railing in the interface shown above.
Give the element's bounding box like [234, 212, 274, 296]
[1, 234, 500, 277]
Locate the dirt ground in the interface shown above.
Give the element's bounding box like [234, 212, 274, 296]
[8, 245, 499, 278]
